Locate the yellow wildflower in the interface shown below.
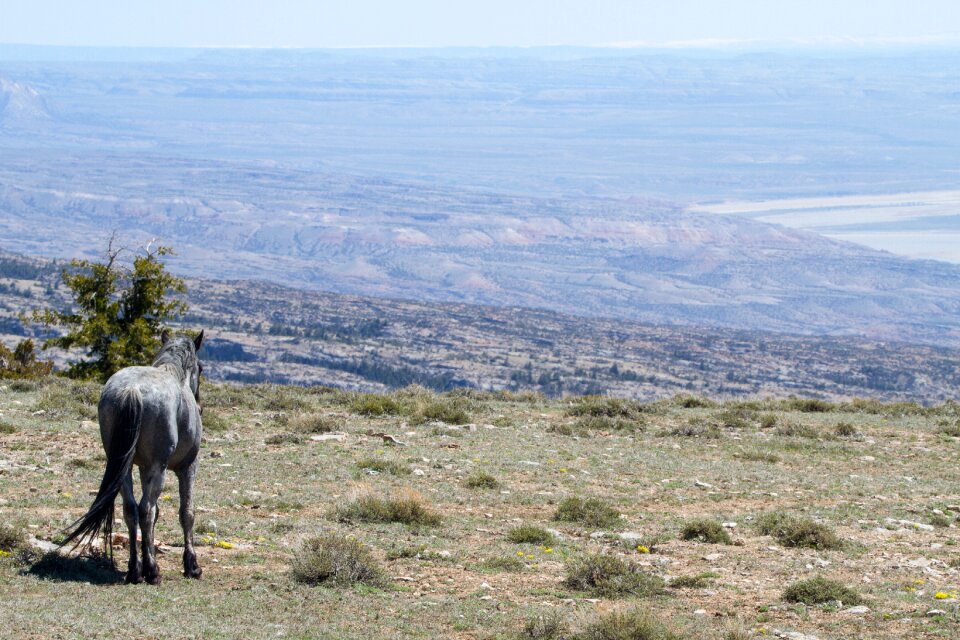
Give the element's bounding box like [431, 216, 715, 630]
[526, 554, 535, 559]
[933, 591, 956, 600]
[517, 551, 524, 557]
[559, 468, 567, 473]
[544, 548, 553, 553]
[214, 540, 235, 549]
[0, 550, 10, 558]
[636, 545, 650, 554]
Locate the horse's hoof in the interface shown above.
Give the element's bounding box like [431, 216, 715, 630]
[145, 573, 162, 586]
[184, 566, 202, 579]
[124, 572, 142, 585]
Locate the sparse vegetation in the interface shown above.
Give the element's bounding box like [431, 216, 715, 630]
[290, 413, 338, 433]
[571, 415, 645, 433]
[0, 421, 16, 434]
[679, 520, 732, 544]
[834, 421, 859, 438]
[520, 610, 568, 640]
[566, 396, 646, 419]
[666, 417, 722, 439]
[291, 534, 384, 587]
[775, 422, 823, 439]
[554, 496, 621, 529]
[349, 393, 403, 417]
[564, 552, 665, 597]
[265, 432, 304, 445]
[782, 576, 864, 605]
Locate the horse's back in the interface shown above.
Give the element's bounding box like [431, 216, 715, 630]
[99, 366, 199, 470]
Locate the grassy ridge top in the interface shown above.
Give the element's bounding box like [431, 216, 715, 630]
[1, 378, 959, 638]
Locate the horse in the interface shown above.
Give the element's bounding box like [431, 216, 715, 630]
[62, 330, 205, 585]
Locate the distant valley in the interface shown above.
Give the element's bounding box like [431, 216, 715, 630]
[2, 46, 960, 348]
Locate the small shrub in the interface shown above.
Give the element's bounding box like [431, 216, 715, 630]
[671, 395, 715, 409]
[554, 497, 621, 529]
[67, 457, 98, 469]
[33, 379, 99, 419]
[479, 555, 525, 572]
[566, 396, 646, 419]
[464, 470, 500, 489]
[356, 457, 411, 476]
[759, 413, 778, 429]
[755, 512, 843, 550]
[936, 422, 960, 438]
[291, 534, 384, 586]
[782, 575, 863, 605]
[507, 525, 556, 545]
[669, 571, 718, 589]
[8, 379, 40, 392]
[572, 415, 645, 433]
[929, 514, 952, 528]
[834, 421, 859, 438]
[412, 397, 471, 425]
[291, 413, 338, 434]
[0, 421, 16, 434]
[350, 394, 403, 417]
[547, 423, 591, 437]
[521, 610, 568, 640]
[785, 398, 836, 413]
[0, 523, 28, 553]
[735, 449, 780, 463]
[265, 432, 304, 445]
[201, 410, 230, 432]
[577, 609, 681, 640]
[775, 422, 822, 439]
[679, 520, 731, 544]
[667, 418, 722, 439]
[717, 408, 756, 430]
[335, 489, 441, 526]
[564, 552, 665, 597]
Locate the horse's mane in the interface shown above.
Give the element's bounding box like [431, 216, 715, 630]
[152, 337, 197, 382]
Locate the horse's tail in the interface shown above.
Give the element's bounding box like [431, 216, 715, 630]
[61, 386, 143, 556]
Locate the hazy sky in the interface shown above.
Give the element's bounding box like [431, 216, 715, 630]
[2, 0, 958, 48]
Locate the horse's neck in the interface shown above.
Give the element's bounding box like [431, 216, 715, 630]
[155, 361, 185, 383]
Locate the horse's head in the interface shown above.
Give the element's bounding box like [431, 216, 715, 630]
[159, 329, 205, 411]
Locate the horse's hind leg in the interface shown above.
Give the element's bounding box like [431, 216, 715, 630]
[121, 470, 142, 584]
[138, 464, 165, 585]
[176, 461, 202, 579]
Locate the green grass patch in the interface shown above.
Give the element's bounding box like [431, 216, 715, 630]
[350, 393, 403, 417]
[265, 432, 304, 445]
[0, 421, 16, 434]
[565, 396, 646, 419]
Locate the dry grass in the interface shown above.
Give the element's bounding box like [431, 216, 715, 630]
[563, 552, 665, 597]
[334, 488, 441, 526]
[554, 496, 622, 529]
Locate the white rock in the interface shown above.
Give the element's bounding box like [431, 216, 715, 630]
[693, 609, 707, 615]
[694, 480, 713, 489]
[844, 605, 870, 614]
[702, 553, 723, 561]
[310, 432, 347, 442]
[619, 532, 644, 542]
[413, 469, 426, 476]
[927, 609, 947, 617]
[722, 522, 737, 529]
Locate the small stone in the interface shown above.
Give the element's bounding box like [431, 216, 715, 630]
[413, 469, 426, 476]
[32, 410, 45, 416]
[479, 595, 494, 601]
[79, 420, 97, 430]
[844, 605, 870, 614]
[437, 550, 452, 558]
[702, 552, 723, 562]
[693, 609, 707, 615]
[927, 609, 947, 617]
[694, 480, 713, 489]
[722, 522, 737, 529]
[479, 581, 492, 589]
[860, 456, 876, 462]
[310, 432, 348, 442]
[620, 532, 643, 542]
[209, 451, 224, 458]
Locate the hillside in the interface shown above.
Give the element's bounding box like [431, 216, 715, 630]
[2, 250, 958, 403]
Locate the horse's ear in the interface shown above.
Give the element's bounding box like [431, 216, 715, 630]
[161, 329, 172, 345]
[194, 330, 205, 352]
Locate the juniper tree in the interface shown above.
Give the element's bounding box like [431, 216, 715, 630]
[30, 239, 187, 381]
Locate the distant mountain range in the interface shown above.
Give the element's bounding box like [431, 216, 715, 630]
[1, 48, 960, 347]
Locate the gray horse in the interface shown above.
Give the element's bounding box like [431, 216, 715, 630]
[63, 330, 205, 585]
